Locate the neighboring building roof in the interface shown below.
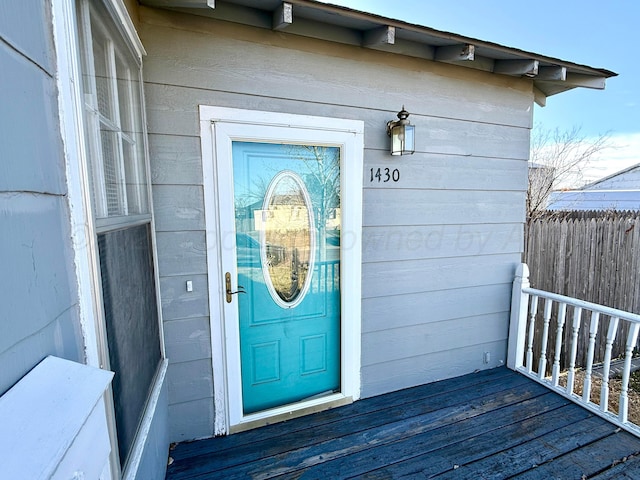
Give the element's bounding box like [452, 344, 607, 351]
[547, 189, 640, 211]
[548, 163, 640, 211]
[581, 163, 640, 190]
[139, 0, 616, 105]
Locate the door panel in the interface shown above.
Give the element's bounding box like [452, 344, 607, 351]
[232, 142, 341, 414]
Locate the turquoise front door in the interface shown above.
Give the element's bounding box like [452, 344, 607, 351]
[232, 142, 341, 414]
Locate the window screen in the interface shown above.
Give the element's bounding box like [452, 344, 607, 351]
[98, 224, 161, 465]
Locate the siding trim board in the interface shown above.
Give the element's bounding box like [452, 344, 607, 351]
[51, 0, 103, 379]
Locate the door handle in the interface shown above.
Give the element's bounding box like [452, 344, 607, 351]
[225, 272, 246, 303]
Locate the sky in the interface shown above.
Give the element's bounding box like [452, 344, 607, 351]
[320, 0, 639, 184]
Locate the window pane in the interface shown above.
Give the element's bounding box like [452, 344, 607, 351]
[91, 31, 114, 122]
[115, 57, 132, 134]
[81, 0, 149, 219]
[123, 138, 148, 214]
[116, 54, 148, 215]
[100, 128, 125, 216]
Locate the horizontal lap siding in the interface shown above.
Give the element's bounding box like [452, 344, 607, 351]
[140, 6, 531, 439]
[363, 284, 513, 333]
[144, 83, 530, 156]
[362, 131, 524, 395]
[149, 129, 213, 439]
[362, 254, 520, 299]
[364, 190, 524, 226]
[141, 9, 532, 130]
[0, 5, 83, 395]
[363, 224, 523, 262]
[363, 312, 510, 365]
[362, 340, 509, 396]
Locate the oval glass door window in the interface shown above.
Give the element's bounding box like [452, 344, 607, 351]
[261, 170, 316, 308]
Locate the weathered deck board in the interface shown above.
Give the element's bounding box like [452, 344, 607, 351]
[439, 416, 616, 478]
[165, 368, 640, 479]
[589, 454, 640, 479]
[171, 366, 514, 459]
[290, 394, 572, 479]
[509, 431, 640, 480]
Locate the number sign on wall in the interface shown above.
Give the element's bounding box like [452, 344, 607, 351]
[370, 167, 400, 183]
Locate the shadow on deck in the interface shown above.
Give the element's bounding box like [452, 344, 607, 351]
[166, 367, 640, 479]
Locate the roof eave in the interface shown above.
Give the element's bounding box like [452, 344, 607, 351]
[139, 0, 617, 103]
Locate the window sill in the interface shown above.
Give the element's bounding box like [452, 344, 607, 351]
[96, 213, 152, 233]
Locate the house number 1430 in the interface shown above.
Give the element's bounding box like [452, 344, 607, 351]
[370, 167, 400, 183]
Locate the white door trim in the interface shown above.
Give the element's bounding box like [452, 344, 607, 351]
[200, 106, 363, 435]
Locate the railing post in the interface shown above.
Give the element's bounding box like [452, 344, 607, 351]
[508, 263, 530, 370]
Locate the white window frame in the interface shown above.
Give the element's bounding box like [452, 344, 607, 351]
[200, 106, 364, 434]
[52, 0, 165, 478]
[77, 0, 149, 223]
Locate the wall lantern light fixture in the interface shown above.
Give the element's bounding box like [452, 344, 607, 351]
[386, 106, 415, 156]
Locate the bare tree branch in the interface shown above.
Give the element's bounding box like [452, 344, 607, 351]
[527, 125, 612, 220]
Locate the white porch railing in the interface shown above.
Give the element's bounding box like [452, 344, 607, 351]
[508, 263, 640, 437]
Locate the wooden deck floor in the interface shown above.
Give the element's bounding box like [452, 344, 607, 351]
[166, 367, 640, 479]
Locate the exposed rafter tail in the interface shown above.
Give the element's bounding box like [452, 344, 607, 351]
[273, 2, 293, 31]
[434, 44, 475, 62]
[494, 59, 539, 77]
[363, 26, 395, 47]
[565, 73, 607, 90]
[537, 66, 567, 81]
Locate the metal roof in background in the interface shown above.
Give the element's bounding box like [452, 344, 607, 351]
[139, 0, 617, 103]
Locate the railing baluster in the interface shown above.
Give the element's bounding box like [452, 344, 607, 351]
[525, 296, 539, 374]
[567, 306, 582, 395]
[538, 299, 553, 379]
[619, 323, 640, 423]
[600, 317, 619, 412]
[551, 303, 567, 386]
[583, 311, 600, 404]
[513, 280, 640, 437]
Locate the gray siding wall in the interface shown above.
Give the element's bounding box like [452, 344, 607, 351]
[141, 7, 530, 441]
[0, 1, 83, 395]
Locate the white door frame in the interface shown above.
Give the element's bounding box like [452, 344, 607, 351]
[200, 106, 363, 434]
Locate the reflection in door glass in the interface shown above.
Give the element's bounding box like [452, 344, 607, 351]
[233, 143, 341, 310]
[262, 171, 315, 306]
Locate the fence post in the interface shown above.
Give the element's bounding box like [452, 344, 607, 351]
[507, 263, 530, 370]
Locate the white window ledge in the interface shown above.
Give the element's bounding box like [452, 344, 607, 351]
[0, 356, 114, 479]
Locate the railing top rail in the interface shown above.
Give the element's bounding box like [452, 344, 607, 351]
[523, 287, 640, 324]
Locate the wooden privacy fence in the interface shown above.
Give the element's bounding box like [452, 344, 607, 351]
[525, 210, 640, 368]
